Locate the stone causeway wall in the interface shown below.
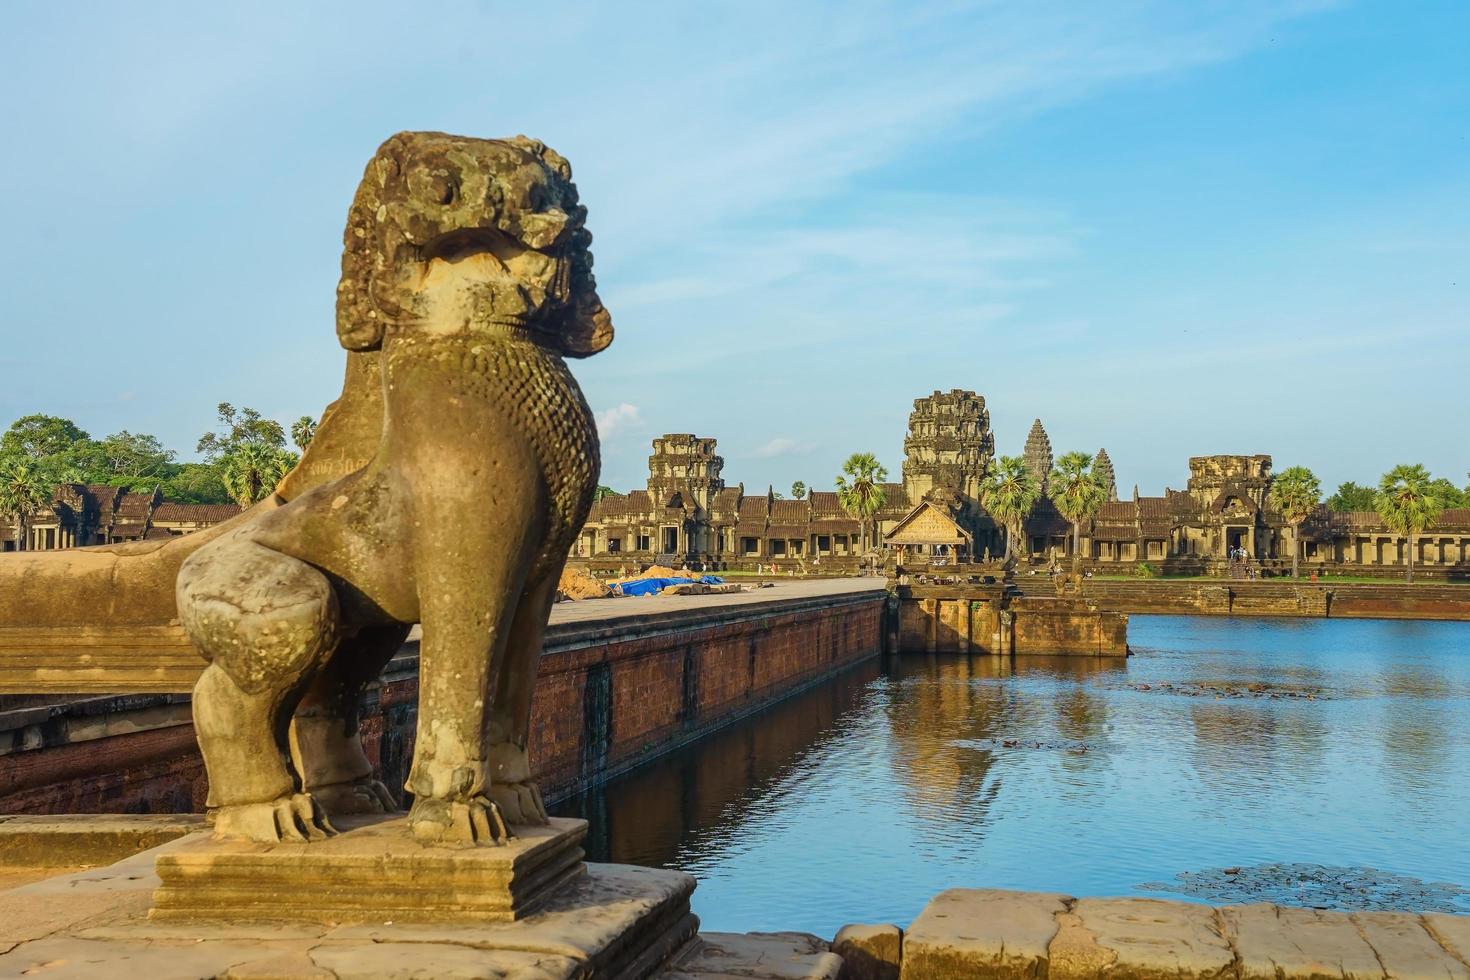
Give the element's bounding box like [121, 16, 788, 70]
[834, 888, 1470, 980]
[0, 587, 886, 815]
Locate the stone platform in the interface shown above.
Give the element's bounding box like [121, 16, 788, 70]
[152, 815, 586, 923]
[0, 830, 700, 978]
[0, 825, 851, 979]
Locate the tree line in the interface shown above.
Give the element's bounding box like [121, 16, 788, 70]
[825, 452, 1469, 583]
[0, 405, 317, 550]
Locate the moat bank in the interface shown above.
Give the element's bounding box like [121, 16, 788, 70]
[0, 579, 886, 815]
[1081, 578, 1470, 619]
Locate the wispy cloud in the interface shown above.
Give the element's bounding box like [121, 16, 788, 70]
[595, 403, 642, 440]
[753, 437, 816, 459]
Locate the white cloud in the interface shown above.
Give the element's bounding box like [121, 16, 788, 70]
[595, 403, 642, 439]
[753, 437, 815, 459]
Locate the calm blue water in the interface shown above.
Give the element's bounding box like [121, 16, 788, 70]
[554, 615, 1470, 935]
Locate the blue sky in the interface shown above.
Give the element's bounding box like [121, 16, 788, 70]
[1, 1, 1465, 496]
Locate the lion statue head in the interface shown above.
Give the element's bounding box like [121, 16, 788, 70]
[335, 131, 613, 358]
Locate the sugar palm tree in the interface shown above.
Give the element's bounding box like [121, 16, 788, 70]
[1374, 464, 1443, 584]
[835, 453, 888, 554]
[983, 455, 1041, 561]
[1272, 466, 1321, 580]
[0, 458, 54, 551]
[1049, 451, 1107, 572]
[220, 443, 297, 508]
[291, 415, 318, 452]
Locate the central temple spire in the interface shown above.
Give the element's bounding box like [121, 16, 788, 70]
[1023, 419, 1052, 492]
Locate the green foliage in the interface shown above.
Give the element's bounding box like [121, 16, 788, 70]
[220, 443, 298, 507]
[593, 485, 616, 502]
[1272, 466, 1321, 524]
[790, 480, 807, 500]
[197, 403, 288, 462]
[0, 457, 54, 549]
[0, 415, 90, 460]
[983, 455, 1041, 559]
[1272, 466, 1321, 579]
[1050, 450, 1107, 572]
[1427, 478, 1466, 510]
[1375, 464, 1445, 584]
[160, 463, 229, 504]
[1327, 481, 1375, 512]
[1049, 451, 1107, 525]
[0, 401, 304, 510]
[836, 452, 888, 553]
[291, 415, 318, 452]
[92, 430, 175, 485]
[1134, 562, 1160, 578]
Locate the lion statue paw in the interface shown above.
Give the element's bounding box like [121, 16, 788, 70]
[408, 795, 512, 846]
[212, 793, 336, 843]
[312, 777, 400, 816]
[488, 781, 549, 827]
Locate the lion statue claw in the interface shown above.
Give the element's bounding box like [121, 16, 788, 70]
[171, 132, 612, 844]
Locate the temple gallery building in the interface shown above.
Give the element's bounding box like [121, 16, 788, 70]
[9, 392, 1467, 579]
[1, 485, 241, 552]
[574, 390, 1470, 579]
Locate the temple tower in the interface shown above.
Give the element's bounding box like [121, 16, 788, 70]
[1023, 419, 1053, 492]
[1185, 455, 1273, 509]
[647, 434, 724, 512]
[1093, 448, 1118, 502]
[901, 389, 994, 502]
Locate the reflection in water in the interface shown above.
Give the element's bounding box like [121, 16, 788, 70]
[553, 617, 1470, 936]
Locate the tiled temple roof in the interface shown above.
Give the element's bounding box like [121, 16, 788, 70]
[151, 503, 243, 523]
[770, 499, 807, 522]
[808, 491, 845, 517]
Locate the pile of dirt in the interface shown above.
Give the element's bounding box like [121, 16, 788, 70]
[640, 564, 683, 579]
[557, 566, 612, 600]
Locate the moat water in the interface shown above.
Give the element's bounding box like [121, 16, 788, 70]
[553, 615, 1470, 935]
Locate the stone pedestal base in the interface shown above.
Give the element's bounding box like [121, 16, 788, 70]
[151, 814, 585, 923]
[0, 825, 699, 979]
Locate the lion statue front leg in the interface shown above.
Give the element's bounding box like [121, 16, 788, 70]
[401, 451, 548, 846]
[177, 533, 340, 843]
[484, 567, 563, 827]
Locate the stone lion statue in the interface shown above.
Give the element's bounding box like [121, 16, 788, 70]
[0, 132, 606, 845]
[168, 132, 611, 845]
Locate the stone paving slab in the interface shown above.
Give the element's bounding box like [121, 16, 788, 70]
[1351, 912, 1470, 980]
[1425, 914, 1470, 968]
[666, 931, 842, 979]
[896, 888, 1470, 980]
[902, 889, 1069, 980]
[1221, 902, 1385, 979]
[0, 813, 205, 868]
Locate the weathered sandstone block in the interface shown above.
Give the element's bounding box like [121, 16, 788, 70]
[1219, 903, 1383, 980]
[901, 888, 1068, 980]
[833, 922, 902, 980]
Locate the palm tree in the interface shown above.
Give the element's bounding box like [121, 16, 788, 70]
[291, 415, 318, 452]
[790, 480, 807, 500]
[835, 453, 888, 555]
[1374, 464, 1444, 584]
[1049, 451, 1107, 572]
[0, 458, 54, 551]
[220, 444, 297, 508]
[1272, 466, 1321, 580]
[983, 455, 1041, 561]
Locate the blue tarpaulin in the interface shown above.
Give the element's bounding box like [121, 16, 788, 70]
[614, 575, 724, 597]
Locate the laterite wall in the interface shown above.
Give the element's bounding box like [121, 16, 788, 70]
[0, 588, 886, 815]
